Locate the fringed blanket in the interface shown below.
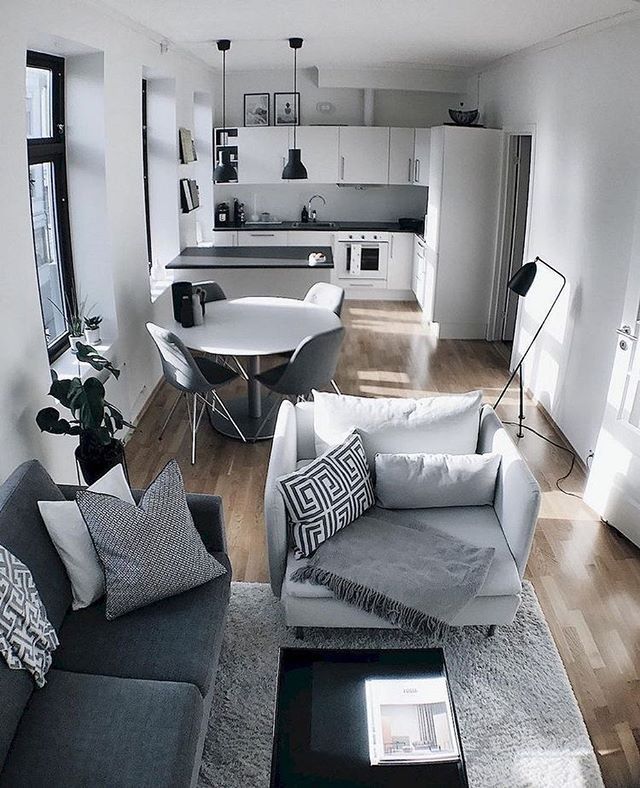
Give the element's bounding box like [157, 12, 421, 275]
[290, 512, 494, 636]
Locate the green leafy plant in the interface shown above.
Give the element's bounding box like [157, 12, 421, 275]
[84, 314, 102, 331]
[49, 295, 89, 338]
[36, 344, 131, 450]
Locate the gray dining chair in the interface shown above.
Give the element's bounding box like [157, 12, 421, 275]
[253, 326, 345, 438]
[192, 280, 248, 380]
[303, 282, 345, 317]
[146, 322, 246, 464]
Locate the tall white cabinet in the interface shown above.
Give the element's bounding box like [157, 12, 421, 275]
[424, 126, 504, 339]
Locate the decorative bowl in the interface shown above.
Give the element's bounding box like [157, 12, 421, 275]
[448, 108, 479, 126]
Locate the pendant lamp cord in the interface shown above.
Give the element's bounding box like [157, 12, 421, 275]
[222, 48, 226, 131]
[293, 45, 297, 148]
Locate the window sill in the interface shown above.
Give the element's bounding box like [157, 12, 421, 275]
[50, 337, 118, 383]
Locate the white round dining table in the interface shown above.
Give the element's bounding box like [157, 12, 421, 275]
[166, 296, 342, 440]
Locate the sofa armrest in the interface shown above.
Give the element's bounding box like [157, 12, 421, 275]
[264, 400, 298, 597]
[477, 406, 541, 577]
[58, 485, 227, 554]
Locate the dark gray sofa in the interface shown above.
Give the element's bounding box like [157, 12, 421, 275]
[0, 460, 230, 788]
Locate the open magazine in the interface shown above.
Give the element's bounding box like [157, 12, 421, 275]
[365, 676, 460, 766]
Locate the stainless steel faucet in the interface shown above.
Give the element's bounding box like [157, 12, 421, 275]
[307, 194, 326, 222]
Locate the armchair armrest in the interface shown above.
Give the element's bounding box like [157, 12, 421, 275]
[264, 400, 298, 597]
[477, 406, 541, 577]
[58, 485, 227, 554]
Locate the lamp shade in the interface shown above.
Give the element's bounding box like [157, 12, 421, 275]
[282, 148, 308, 180]
[508, 261, 537, 296]
[214, 149, 237, 183]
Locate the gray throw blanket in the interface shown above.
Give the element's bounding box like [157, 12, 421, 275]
[290, 512, 495, 636]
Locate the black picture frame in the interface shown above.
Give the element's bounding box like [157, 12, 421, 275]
[274, 92, 300, 126]
[244, 93, 270, 127]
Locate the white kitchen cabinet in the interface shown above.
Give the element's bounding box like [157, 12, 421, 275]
[294, 127, 339, 183]
[413, 128, 431, 186]
[286, 231, 335, 248]
[388, 128, 415, 185]
[424, 125, 504, 337]
[237, 127, 290, 184]
[241, 229, 289, 246]
[338, 127, 390, 184]
[412, 235, 426, 307]
[214, 230, 238, 246]
[386, 232, 414, 291]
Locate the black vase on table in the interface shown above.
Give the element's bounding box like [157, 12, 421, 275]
[171, 281, 193, 321]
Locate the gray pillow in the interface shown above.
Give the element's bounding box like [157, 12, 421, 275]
[375, 452, 501, 509]
[76, 460, 226, 619]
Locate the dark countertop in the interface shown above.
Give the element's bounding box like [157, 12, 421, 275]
[214, 220, 423, 234]
[166, 245, 333, 270]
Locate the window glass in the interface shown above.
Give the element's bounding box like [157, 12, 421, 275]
[29, 162, 67, 345]
[26, 66, 52, 139]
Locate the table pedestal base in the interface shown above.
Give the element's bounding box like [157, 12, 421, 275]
[208, 394, 278, 442]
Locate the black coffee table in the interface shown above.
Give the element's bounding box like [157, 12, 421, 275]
[270, 647, 468, 787]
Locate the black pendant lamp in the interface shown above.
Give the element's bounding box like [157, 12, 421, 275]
[214, 39, 237, 183]
[282, 37, 308, 180]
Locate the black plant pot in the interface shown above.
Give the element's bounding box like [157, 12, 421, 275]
[75, 438, 126, 486]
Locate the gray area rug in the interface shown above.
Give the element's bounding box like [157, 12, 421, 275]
[199, 581, 603, 788]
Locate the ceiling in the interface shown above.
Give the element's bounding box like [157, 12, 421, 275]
[97, 0, 640, 71]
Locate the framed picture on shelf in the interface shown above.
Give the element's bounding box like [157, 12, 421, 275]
[179, 127, 197, 163]
[274, 92, 300, 126]
[244, 93, 270, 126]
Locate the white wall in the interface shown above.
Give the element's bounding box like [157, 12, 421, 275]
[0, 1, 214, 484]
[215, 183, 427, 224]
[479, 19, 640, 461]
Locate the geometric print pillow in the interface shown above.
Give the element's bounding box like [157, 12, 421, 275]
[76, 460, 226, 620]
[277, 432, 374, 558]
[0, 545, 59, 688]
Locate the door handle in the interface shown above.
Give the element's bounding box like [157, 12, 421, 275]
[616, 326, 638, 340]
[408, 158, 412, 183]
[341, 156, 345, 180]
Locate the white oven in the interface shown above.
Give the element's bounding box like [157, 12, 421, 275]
[335, 232, 389, 281]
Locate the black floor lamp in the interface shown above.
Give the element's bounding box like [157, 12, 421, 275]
[494, 256, 567, 436]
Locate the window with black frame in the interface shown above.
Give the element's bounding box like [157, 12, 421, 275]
[26, 50, 76, 361]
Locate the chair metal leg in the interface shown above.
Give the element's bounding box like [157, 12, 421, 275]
[232, 356, 249, 380]
[159, 393, 182, 441]
[212, 391, 247, 442]
[331, 379, 341, 394]
[191, 393, 198, 465]
[255, 394, 282, 440]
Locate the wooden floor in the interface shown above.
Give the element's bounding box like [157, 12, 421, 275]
[126, 300, 640, 787]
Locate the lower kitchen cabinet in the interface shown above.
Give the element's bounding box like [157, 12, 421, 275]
[387, 232, 414, 291]
[214, 230, 238, 246]
[241, 229, 289, 246]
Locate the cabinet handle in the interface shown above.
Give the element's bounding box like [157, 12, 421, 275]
[250, 233, 275, 237]
[341, 156, 345, 180]
[414, 159, 419, 182]
[408, 158, 413, 183]
[416, 159, 421, 183]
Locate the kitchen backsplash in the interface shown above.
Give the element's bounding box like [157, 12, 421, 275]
[214, 183, 427, 223]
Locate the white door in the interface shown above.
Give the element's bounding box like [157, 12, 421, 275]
[339, 127, 390, 184]
[585, 228, 640, 547]
[387, 232, 414, 290]
[294, 126, 339, 183]
[413, 128, 431, 186]
[388, 128, 415, 185]
[237, 127, 290, 184]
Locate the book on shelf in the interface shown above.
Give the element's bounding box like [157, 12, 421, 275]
[179, 127, 197, 163]
[180, 179, 193, 212]
[365, 676, 460, 766]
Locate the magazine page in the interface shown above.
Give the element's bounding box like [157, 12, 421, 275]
[365, 676, 460, 766]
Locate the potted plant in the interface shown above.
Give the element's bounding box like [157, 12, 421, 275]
[84, 314, 102, 345]
[49, 297, 87, 353]
[36, 343, 133, 484]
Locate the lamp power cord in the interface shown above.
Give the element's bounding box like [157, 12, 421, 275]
[502, 421, 582, 499]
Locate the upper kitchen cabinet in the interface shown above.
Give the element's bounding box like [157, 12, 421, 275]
[237, 127, 291, 184]
[294, 126, 339, 183]
[413, 128, 431, 186]
[388, 128, 416, 185]
[339, 127, 390, 184]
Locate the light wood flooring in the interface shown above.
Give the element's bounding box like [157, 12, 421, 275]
[126, 300, 640, 787]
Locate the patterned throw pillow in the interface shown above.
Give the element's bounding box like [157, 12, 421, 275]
[76, 460, 226, 620]
[278, 432, 374, 558]
[0, 546, 59, 688]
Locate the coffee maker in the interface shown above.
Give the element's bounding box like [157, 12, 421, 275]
[216, 202, 230, 226]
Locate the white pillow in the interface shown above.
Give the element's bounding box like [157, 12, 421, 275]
[374, 452, 501, 509]
[38, 464, 134, 610]
[312, 390, 483, 466]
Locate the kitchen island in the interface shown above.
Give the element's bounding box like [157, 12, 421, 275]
[165, 245, 333, 299]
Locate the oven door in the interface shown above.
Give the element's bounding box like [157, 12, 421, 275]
[339, 242, 388, 280]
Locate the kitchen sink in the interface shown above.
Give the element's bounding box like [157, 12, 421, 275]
[291, 221, 337, 228]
